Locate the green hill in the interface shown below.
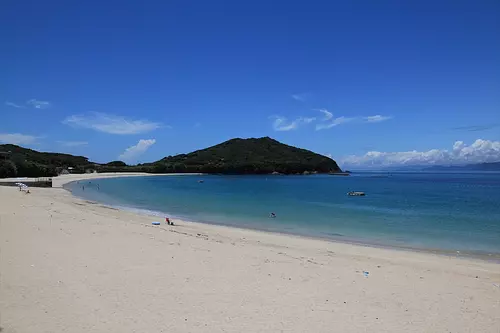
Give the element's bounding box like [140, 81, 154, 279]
[0, 137, 342, 177]
[0, 144, 93, 178]
[147, 137, 342, 174]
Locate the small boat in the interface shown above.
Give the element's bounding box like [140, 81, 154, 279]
[347, 191, 365, 196]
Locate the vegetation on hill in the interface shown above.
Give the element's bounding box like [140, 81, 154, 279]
[106, 161, 128, 167]
[0, 137, 342, 177]
[0, 144, 92, 178]
[145, 137, 341, 174]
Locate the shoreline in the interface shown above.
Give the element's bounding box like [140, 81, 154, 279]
[0, 172, 202, 188]
[51, 172, 202, 187]
[72, 197, 500, 263]
[1, 185, 499, 332]
[62, 173, 500, 262]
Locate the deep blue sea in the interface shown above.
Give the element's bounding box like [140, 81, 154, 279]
[66, 172, 500, 256]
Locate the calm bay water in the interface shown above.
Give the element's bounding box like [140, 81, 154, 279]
[66, 172, 500, 255]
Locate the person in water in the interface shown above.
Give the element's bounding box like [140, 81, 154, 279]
[270, 212, 276, 218]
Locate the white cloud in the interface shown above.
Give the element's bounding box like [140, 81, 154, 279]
[314, 108, 350, 130]
[452, 124, 499, 132]
[341, 139, 500, 167]
[272, 116, 300, 131]
[119, 139, 156, 162]
[0, 133, 38, 145]
[63, 112, 162, 135]
[316, 109, 333, 121]
[291, 93, 310, 102]
[364, 115, 392, 123]
[315, 116, 356, 130]
[5, 101, 25, 108]
[271, 116, 314, 131]
[269, 108, 392, 132]
[314, 109, 392, 130]
[57, 141, 88, 147]
[27, 99, 51, 109]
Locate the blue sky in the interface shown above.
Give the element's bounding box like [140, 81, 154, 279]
[1, 0, 499, 168]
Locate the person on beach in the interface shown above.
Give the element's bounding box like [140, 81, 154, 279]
[166, 217, 173, 225]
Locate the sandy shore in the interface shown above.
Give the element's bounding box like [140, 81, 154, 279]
[51, 172, 200, 187]
[0, 172, 200, 188]
[1, 185, 499, 332]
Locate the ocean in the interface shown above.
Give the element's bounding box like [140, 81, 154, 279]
[65, 172, 500, 256]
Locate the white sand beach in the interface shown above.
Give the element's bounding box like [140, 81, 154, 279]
[51, 172, 200, 188]
[1, 174, 499, 332]
[0, 172, 200, 188]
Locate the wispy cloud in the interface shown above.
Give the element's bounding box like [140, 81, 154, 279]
[269, 108, 392, 132]
[363, 115, 392, 123]
[452, 124, 499, 132]
[0, 133, 39, 145]
[270, 116, 315, 131]
[63, 112, 163, 135]
[314, 109, 392, 130]
[271, 116, 301, 131]
[315, 116, 356, 130]
[5, 99, 51, 109]
[316, 109, 333, 121]
[27, 99, 51, 109]
[194, 122, 202, 128]
[341, 139, 500, 167]
[314, 108, 355, 130]
[5, 101, 25, 109]
[291, 93, 310, 102]
[119, 139, 156, 162]
[57, 141, 88, 147]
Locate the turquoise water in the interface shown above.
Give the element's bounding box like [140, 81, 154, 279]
[66, 172, 500, 255]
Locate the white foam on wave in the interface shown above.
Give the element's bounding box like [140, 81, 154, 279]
[111, 204, 186, 221]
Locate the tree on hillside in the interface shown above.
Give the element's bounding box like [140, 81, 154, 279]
[0, 160, 18, 178]
[106, 161, 128, 167]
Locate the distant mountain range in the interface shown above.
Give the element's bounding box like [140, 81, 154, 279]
[424, 162, 500, 171]
[0, 137, 342, 178]
[345, 162, 500, 172]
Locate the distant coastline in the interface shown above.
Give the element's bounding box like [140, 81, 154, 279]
[424, 162, 500, 172]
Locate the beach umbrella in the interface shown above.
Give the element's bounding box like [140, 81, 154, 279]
[17, 183, 29, 191]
